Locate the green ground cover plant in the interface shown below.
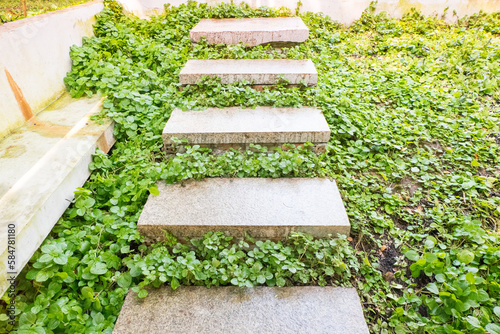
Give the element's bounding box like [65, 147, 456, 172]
[0, 0, 92, 24]
[1, 1, 500, 333]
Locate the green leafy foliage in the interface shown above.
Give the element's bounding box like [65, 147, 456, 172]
[129, 232, 361, 294]
[1, 1, 500, 333]
[0, 0, 92, 24]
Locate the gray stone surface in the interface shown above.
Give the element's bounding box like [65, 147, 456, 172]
[178, 59, 318, 85]
[138, 178, 350, 241]
[162, 107, 330, 150]
[190, 17, 309, 46]
[113, 286, 370, 334]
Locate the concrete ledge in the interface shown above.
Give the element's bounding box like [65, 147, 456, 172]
[138, 178, 350, 242]
[113, 286, 369, 334]
[178, 59, 318, 86]
[162, 107, 330, 152]
[190, 17, 309, 46]
[0, 93, 115, 296]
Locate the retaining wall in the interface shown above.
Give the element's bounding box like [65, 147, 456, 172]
[118, 0, 500, 22]
[0, 0, 104, 140]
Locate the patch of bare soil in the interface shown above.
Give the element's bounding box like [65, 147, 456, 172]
[378, 241, 398, 277]
[397, 176, 419, 197]
[422, 139, 444, 153]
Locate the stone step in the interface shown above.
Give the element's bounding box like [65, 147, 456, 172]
[162, 107, 330, 153]
[178, 59, 317, 86]
[137, 178, 350, 242]
[113, 286, 369, 334]
[190, 17, 309, 46]
[0, 93, 115, 296]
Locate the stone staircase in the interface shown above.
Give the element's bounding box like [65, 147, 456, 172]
[114, 17, 369, 334]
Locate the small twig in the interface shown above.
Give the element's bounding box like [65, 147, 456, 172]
[298, 243, 309, 262]
[21, 0, 27, 17]
[355, 232, 364, 250]
[95, 228, 103, 251]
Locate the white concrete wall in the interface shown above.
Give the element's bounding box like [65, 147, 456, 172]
[119, 0, 500, 23]
[0, 0, 104, 140]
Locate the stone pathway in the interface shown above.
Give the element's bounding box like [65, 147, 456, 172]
[114, 17, 369, 333]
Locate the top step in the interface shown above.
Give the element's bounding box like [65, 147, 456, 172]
[190, 17, 309, 46]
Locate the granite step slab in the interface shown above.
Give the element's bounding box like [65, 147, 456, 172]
[178, 59, 317, 86]
[138, 178, 350, 242]
[162, 106, 330, 153]
[113, 286, 369, 334]
[190, 17, 309, 46]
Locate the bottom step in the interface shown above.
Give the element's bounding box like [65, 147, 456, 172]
[113, 286, 370, 334]
[138, 178, 350, 242]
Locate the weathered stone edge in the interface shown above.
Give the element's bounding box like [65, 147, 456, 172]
[0, 115, 115, 297]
